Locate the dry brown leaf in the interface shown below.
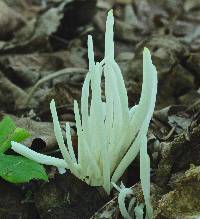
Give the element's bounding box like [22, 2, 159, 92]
[0, 1, 25, 40]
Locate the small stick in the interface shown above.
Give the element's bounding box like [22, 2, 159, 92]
[23, 67, 87, 107]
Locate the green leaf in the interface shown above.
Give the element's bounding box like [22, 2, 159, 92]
[0, 154, 48, 183]
[0, 117, 48, 184]
[0, 116, 30, 153]
[0, 116, 16, 144]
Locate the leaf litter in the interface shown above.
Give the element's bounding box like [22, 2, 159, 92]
[0, 0, 200, 218]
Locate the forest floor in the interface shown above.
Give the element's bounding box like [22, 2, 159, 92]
[0, 0, 200, 218]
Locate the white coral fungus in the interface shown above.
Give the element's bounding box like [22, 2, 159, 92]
[11, 9, 157, 204]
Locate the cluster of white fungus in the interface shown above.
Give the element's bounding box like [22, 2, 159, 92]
[11, 10, 157, 218]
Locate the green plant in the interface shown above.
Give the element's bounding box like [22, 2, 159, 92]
[0, 116, 47, 183]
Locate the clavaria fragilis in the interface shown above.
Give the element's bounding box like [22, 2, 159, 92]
[11, 10, 157, 217]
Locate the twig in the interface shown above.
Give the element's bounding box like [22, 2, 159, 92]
[23, 67, 87, 107]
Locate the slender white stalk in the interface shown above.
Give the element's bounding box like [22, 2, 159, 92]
[128, 48, 157, 143]
[11, 141, 68, 168]
[81, 138, 101, 185]
[88, 35, 95, 72]
[79, 76, 89, 166]
[81, 35, 94, 145]
[112, 61, 129, 122]
[65, 123, 77, 164]
[74, 100, 85, 169]
[50, 100, 73, 166]
[111, 128, 142, 184]
[106, 63, 124, 172]
[134, 204, 144, 219]
[140, 136, 153, 219]
[105, 10, 114, 60]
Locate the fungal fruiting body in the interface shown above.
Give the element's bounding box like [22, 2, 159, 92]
[11, 10, 157, 217]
